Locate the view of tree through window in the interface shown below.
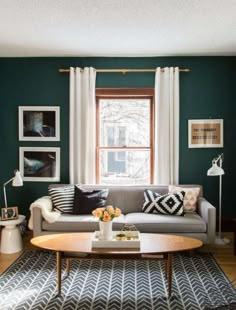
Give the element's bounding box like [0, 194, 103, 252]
[96, 89, 154, 185]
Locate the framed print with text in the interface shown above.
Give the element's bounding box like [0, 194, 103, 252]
[188, 119, 223, 148]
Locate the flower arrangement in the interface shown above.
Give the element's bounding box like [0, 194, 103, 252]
[92, 205, 121, 222]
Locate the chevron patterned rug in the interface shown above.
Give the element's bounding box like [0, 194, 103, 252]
[0, 250, 235, 310]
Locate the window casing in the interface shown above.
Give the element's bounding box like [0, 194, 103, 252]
[96, 88, 154, 185]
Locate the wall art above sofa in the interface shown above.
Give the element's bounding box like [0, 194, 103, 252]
[18, 106, 60, 141]
[188, 119, 223, 148]
[19, 147, 60, 182]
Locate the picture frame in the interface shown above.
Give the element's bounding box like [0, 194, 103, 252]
[188, 119, 224, 148]
[19, 147, 60, 182]
[19, 106, 60, 141]
[1, 207, 19, 221]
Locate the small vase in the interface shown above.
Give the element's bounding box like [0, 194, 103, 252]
[99, 221, 113, 240]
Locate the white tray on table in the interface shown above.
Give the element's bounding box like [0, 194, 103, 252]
[91, 231, 141, 249]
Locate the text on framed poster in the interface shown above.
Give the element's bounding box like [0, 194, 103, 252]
[188, 119, 223, 148]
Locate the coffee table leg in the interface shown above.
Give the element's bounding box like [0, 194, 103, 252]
[66, 259, 70, 276]
[56, 251, 62, 296]
[167, 253, 172, 297]
[165, 258, 168, 279]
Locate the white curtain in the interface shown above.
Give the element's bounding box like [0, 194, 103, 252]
[69, 67, 96, 184]
[154, 67, 180, 184]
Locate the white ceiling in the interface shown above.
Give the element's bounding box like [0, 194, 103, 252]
[0, 0, 235, 57]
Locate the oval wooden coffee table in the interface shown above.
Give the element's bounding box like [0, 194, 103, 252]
[31, 232, 203, 297]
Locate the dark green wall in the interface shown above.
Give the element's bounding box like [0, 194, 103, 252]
[0, 57, 235, 218]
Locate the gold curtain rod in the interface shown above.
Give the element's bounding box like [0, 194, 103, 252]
[59, 68, 190, 74]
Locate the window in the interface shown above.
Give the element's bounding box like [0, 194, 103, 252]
[96, 89, 154, 185]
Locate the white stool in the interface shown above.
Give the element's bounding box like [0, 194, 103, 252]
[0, 214, 25, 254]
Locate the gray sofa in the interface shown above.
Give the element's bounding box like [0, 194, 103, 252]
[31, 184, 216, 244]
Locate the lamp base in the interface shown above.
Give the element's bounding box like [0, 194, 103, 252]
[215, 237, 230, 245]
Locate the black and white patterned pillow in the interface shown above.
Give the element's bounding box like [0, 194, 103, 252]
[48, 186, 74, 214]
[142, 189, 185, 216]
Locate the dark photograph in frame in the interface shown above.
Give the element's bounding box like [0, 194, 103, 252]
[19, 147, 60, 182]
[19, 106, 60, 141]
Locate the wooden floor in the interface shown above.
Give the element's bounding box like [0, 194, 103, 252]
[0, 231, 236, 285]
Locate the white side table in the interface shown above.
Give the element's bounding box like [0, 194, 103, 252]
[0, 214, 25, 254]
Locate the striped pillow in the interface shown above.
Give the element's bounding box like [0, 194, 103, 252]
[48, 186, 74, 214]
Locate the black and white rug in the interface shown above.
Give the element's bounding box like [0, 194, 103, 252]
[0, 250, 235, 310]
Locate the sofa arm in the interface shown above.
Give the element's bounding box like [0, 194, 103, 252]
[32, 207, 44, 237]
[30, 196, 53, 237]
[197, 197, 216, 244]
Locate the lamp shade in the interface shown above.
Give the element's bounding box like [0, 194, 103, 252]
[207, 163, 225, 176]
[12, 170, 23, 186]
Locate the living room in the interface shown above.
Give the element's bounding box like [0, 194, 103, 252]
[0, 1, 236, 309]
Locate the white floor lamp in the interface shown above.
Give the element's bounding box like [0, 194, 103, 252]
[207, 153, 229, 245]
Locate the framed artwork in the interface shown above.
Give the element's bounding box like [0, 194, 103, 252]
[19, 106, 60, 141]
[1, 207, 19, 221]
[19, 147, 60, 182]
[188, 119, 224, 148]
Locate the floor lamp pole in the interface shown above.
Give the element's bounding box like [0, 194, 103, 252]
[215, 157, 230, 245]
[218, 173, 222, 240]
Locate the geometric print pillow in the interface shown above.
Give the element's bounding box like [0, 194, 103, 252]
[168, 185, 200, 213]
[48, 186, 74, 214]
[142, 189, 185, 216]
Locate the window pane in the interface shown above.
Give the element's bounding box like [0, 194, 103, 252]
[100, 99, 150, 147]
[100, 150, 150, 184]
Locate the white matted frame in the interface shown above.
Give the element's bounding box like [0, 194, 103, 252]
[188, 119, 224, 148]
[19, 106, 60, 141]
[19, 147, 60, 182]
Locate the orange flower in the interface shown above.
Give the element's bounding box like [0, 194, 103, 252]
[102, 213, 111, 222]
[114, 208, 121, 217]
[92, 210, 97, 216]
[93, 209, 103, 218]
[92, 206, 122, 221]
[107, 205, 114, 215]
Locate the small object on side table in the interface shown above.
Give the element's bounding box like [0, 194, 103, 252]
[0, 214, 25, 254]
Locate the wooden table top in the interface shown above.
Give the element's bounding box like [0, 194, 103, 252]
[31, 233, 203, 255]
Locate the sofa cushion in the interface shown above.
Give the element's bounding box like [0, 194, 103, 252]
[142, 189, 185, 216]
[73, 185, 170, 214]
[73, 186, 109, 215]
[48, 185, 74, 214]
[42, 214, 125, 232]
[169, 185, 200, 213]
[125, 212, 206, 233]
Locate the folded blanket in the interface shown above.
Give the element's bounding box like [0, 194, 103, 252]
[28, 196, 61, 230]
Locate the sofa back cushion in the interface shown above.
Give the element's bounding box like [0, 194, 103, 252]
[48, 184, 202, 215]
[81, 185, 171, 214]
